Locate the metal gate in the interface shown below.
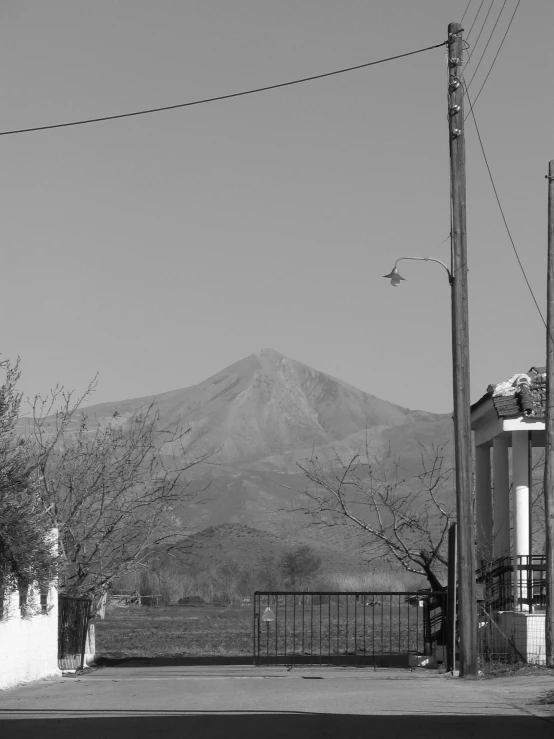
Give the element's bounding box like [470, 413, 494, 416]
[253, 591, 447, 667]
[58, 595, 91, 670]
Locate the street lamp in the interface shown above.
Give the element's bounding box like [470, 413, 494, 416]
[383, 250, 477, 677]
[383, 257, 453, 287]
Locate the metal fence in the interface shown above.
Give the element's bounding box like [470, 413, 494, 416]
[253, 591, 447, 667]
[476, 555, 547, 613]
[476, 556, 547, 664]
[58, 594, 91, 671]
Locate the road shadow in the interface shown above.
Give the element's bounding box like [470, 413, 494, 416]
[95, 656, 254, 667]
[95, 654, 411, 668]
[1, 712, 552, 738]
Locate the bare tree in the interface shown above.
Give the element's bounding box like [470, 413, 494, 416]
[26, 383, 212, 613]
[297, 441, 454, 590]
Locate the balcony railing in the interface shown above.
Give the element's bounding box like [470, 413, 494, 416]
[476, 555, 546, 613]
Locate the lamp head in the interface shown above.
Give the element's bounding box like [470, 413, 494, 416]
[382, 267, 406, 287]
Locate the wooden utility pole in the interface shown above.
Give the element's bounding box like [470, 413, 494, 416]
[446, 522, 458, 673]
[545, 159, 554, 666]
[447, 22, 478, 678]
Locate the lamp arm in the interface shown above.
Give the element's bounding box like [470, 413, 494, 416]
[394, 257, 453, 286]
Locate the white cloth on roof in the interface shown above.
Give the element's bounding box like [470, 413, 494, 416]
[491, 374, 531, 397]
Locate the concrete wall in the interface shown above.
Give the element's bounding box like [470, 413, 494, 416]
[0, 583, 61, 690]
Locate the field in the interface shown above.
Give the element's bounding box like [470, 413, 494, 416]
[95, 593, 442, 664]
[95, 604, 255, 659]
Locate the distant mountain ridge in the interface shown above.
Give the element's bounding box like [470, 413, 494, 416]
[42, 349, 454, 563]
[78, 348, 449, 471]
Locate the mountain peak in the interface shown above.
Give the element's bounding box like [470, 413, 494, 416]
[254, 347, 288, 361]
[65, 349, 449, 471]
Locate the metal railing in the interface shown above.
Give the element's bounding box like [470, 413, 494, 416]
[476, 556, 547, 664]
[58, 594, 91, 671]
[476, 555, 546, 613]
[253, 591, 447, 667]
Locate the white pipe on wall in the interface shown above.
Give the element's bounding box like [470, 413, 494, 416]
[512, 431, 530, 558]
[512, 431, 530, 611]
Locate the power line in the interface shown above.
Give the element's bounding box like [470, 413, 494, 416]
[465, 0, 507, 90]
[463, 83, 546, 327]
[0, 40, 447, 138]
[466, 0, 486, 41]
[465, 0, 496, 67]
[464, 0, 521, 120]
[461, 0, 474, 23]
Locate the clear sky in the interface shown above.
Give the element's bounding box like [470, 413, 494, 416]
[1, 1, 552, 413]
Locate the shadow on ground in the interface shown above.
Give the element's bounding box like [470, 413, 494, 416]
[95, 656, 254, 667]
[1, 712, 552, 738]
[95, 655, 411, 668]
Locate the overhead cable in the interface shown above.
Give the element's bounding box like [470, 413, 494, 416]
[465, 0, 507, 90]
[464, 83, 546, 327]
[465, 0, 497, 67]
[461, 0, 474, 23]
[464, 0, 521, 120]
[466, 0, 487, 41]
[0, 40, 447, 138]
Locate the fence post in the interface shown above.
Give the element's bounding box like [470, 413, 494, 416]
[252, 593, 258, 665]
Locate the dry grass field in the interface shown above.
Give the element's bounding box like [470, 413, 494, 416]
[95, 604, 255, 659]
[95, 591, 435, 664]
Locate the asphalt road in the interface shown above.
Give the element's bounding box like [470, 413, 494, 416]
[1, 665, 553, 738]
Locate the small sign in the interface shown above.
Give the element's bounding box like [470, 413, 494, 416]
[262, 607, 275, 622]
[476, 583, 485, 601]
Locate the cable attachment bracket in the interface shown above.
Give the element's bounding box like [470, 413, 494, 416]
[449, 76, 461, 92]
[447, 28, 465, 40]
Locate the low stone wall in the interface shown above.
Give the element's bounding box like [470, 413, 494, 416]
[0, 584, 61, 690]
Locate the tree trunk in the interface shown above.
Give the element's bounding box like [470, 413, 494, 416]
[420, 552, 446, 591]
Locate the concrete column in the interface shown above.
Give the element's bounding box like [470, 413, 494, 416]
[475, 445, 492, 566]
[492, 436, 510, 559]
[512, 431, 530, 610]
[512, 432, 530, 558]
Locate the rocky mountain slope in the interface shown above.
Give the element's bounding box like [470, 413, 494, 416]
[79, 347, 450, 468]
[47, 349, 454, 564]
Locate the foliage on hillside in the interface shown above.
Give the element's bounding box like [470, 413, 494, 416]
[113, 539, 422, 608]
[278, 545, 322, 588]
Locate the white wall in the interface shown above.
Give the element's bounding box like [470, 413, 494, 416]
[0, 582, 61, 690]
